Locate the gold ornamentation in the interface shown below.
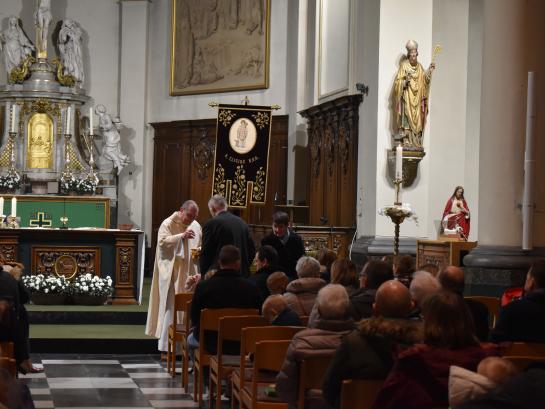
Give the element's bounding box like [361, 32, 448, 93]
[54, 255, 78, 280]
[66, 143, 85, 171]
[230, 165, 247, 206]
[213, 163, 226, 197]
[0, 135, 15, 167]
[252, 167, 266, 202]
[51, 58, 76, 87]
[27, 113, 54, 169]
[218, 109, 236, 127]
[8, 55, 35, 84]
[252, 112, 270, 129]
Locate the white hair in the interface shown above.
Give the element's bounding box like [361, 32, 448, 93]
[208, 195, 228, 212]
[409, 270, 440, 307]
[316, 284, 349, 319]
[182, 200, 199, 212]
[295, 256, 321, 278]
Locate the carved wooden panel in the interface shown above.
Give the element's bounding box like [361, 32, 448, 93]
[113, 234, 137, 305]
[0, 235, 19, 262]
[30, 246, 101, 278]
[299, 95, 362, 227]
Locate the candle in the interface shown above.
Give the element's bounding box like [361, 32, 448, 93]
[11, 197, 16, 217]
[395, 144, 403, 181]
[89, 107, 94, 134]
[66, 107, 72, 135]
[9, 104, 16, 133]
[0, 197, 4, 216]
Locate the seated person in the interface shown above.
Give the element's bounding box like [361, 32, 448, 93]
[276, 284, 355, 409]
[449, 357, 519, 407]
[262, 294, 301, 326]
[418, 263, 439, 277]
[393, 254, 415, 287]
[438, 265, 489, 341]
[260, 211, 305, 280]
[349, 260, 393, 320]
[322, 280, 423, 408]
[492, 259, 545, 342]
[248, 245, 279, 303]
[188, 245, 261, 355]
[409, 270, 440, 319]
[330, 259, 359, 296]
[317, 248, 337, 283]
[283, 256, 326, 317]
[372, 291, 496, 409]
[267, 271, 289, 295]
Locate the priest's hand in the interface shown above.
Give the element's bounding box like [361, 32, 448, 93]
[183, 228, 195, 240]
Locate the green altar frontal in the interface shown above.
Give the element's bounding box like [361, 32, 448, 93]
[2, 195, 110, 228]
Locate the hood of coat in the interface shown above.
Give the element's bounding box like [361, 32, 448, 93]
[448, 365, 497, 407]
[286, 277, 326, 294]
[357, 316, 423, 345]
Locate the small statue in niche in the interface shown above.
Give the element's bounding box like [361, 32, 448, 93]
[442, 185, 470, 240]
[95, 105, 130, 175]
[0, 16, 35, 75]
[58, 19, 84, 85]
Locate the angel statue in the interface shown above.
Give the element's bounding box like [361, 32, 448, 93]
[0, 17, 35, 75]
[58, 19, 84, 85]
[96, 105, 130, 175]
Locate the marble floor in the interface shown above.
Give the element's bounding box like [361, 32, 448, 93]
[18, 354, 224, 409]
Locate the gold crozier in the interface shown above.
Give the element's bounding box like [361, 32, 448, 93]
[27, 113, 54, 169]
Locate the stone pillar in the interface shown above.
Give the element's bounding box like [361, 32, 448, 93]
[118, 0, 149, 230]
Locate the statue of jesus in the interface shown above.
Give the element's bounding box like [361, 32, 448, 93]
[34, 0, 52, 59]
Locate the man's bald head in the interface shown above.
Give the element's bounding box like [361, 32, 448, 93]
[262, 295, 288, 323]
[438, 265, 465, 294]
[373, 280, 412, 318]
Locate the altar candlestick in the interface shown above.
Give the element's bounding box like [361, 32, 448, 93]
[66, 107, 72, 135]
[0, 197, 4, 216]
[395, 144, 403, 181]
[10, 104, 17, 133]
[89, 107, 94, 134]
[11, 197, 16, 217]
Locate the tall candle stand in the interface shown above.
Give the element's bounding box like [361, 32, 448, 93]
[60, 133, 75, 189]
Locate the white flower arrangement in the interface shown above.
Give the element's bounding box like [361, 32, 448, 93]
[69, 273, 113, 297]
[22, 274, 69, 294]
[378, 203, 419, 225]
[60, 173, 98, 194]
[0, 169, 21, 190]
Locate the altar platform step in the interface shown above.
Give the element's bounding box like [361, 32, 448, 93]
[27, 306, 147, 325]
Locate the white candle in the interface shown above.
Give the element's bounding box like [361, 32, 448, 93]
[89, 107, 94, 134]
[66, 107, 72, 135]
[9, 104, 16, 133]
[0, 197, 4, 216]
[11, 197, 16, 217]
[395, 144, 403, 181]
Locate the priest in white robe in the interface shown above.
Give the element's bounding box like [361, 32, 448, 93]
[145, 200, 202, 352]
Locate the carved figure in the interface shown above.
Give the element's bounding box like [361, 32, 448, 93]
[0, 17, 35, 75]
[95, 105, 130, 175]
[34, 0, 52, 58]
[393, 40, 435, 149]
[58, 19, 84, 85]
[442, 186, 470, 240]
[236, 119, 248, 148]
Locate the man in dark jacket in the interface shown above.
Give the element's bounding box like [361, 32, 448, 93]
[248, 245, 279, 303]
[438, 266, 490, 341]
[349, 260, 393, 320]
[322, 280, 422, 408]
[200, 195, 256, 277]
[262, 294, 301, 326]
[190, 245, 261, 354]
[492, 259, 545, 342]
[261, 211, 305, 280]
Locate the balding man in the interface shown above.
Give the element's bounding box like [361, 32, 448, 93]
[323, 280, 423, 408]
[146, 200, 202, 355]
[262, 295, 301, 326]
[409, 270, 441, 319]
[438, 266, 489, 341]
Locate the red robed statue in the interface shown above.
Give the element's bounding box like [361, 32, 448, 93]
[442, 186, 470, 240]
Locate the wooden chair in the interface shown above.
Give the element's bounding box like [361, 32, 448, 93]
[193, 308, 259, 407]
[241, 340, 291, 409]
[501, 342, 545, 358]
[167, 292, 193, 377]
[297, 355, 333, 408]
[0, 357, 17, 377]
[0, 342, 14, 358]
[232, 326, 304, 409]
[465, 296, 500, 328]
[340, 379, 385, 409]
[180, 300, 192, 390]
[503, 355, 545, 371]
[209, 315, 268, 409]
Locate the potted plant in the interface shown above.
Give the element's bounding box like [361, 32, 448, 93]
[22, 274, 69, 305]
[69, 273, 113, 305]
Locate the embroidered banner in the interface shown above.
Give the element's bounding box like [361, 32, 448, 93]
[212, 104, 273, 208]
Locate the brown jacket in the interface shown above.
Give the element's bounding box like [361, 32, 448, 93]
[283, 277, 326, 317]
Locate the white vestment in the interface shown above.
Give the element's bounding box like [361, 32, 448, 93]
[145, 212, 201, 351]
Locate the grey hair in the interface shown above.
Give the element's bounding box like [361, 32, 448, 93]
[409, 270, 440, 307]
[181, 200, 199, 212]
[208, 195, 228, 212]
[316, 284, 349, 319]
[296, 256, 321, 278]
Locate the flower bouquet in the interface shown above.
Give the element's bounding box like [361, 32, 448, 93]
[22, 274, 69, 305]
[69, 273, 113, 305]
[0, 169, 21, 192]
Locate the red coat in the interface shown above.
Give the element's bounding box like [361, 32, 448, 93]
[442, 197, 470, 238]
[372, 344, 496, 409]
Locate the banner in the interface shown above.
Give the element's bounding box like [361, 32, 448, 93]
[212, 104, 273, 208]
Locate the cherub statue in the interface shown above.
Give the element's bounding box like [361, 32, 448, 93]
[95, 105, 130, 175]
[0, 17, 35, 75]
[58, 19, 84, 85]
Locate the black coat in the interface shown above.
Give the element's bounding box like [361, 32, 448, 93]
[348, 288, 377, 321]
[261, 230, 305, 279]
[465, 298, 490, 342]
[248, 265, 276, 304]
[491, 291, 545, 342]
[200, 211, 256, 277]
[190, 268, 261, 353]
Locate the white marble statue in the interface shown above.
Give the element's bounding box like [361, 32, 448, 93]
[96, 105, 130, 175]
[0, 17, 35, 74]
[34, 0, 52, 57]
[58, 19, 84, 85]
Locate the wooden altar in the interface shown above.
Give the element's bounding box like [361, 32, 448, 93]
[0, 228, 144, 304]
[416, 239, 478, 268]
